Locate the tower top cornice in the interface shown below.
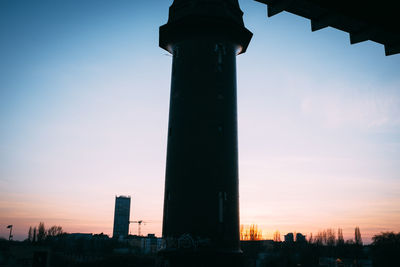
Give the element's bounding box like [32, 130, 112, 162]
[159, 0, 252, 54]
[167, 0, 244, 26]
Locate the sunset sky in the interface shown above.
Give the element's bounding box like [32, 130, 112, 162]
[1, 0, 399, 244]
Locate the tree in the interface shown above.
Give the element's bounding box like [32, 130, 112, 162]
[240, 225, 245, 240]
[46, 225, 63, 237]
[326, 229, 336, 246]
[337, 228, 344, 246]
[249, 224, 262, 241]
[355, 226, 362, 246]
[273, 230, 281, 242]
[240, 224, 262, 241]
[314, 231, 324, 246]
[308, 233, 313, 244]
[33, 227, 37, 242]
[371, 232, 400, 267]
[322, 230, 328, 245]
[37, 222, 46, 242]
[28, 226, 33, 242]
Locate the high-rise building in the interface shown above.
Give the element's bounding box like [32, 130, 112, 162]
[112, 195, 131, 239]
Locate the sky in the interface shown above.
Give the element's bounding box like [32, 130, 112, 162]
[1, 0, 399, 244]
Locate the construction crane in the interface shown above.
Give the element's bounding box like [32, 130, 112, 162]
[130, 220, 146, 236]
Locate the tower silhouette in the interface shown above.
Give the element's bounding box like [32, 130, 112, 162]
[158, 1, 252, 266]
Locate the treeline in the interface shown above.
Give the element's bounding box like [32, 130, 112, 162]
[27, 222, 64, 242]
[308, 226, 362, 246]
[371, 232, 400, 267]
[241, 227, 400, 266]
[241, 224, 263, 241]
[242, 225, 364, 246]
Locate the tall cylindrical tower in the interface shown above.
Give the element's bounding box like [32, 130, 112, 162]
[158, 1, 252, 266]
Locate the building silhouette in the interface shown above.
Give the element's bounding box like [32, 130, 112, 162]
[284, 233, 294, 243]
[158, 0, 252, 266]
[255, 0, 400, 56]
[296, 233, 306, 243]
[112, 195, 131, 239]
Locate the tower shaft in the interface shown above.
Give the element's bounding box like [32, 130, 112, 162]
[159, 1, 252, 266]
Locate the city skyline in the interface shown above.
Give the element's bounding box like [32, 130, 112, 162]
[1, 0, 400, 244]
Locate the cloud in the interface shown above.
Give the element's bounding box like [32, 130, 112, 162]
[300, 83, 400, 130]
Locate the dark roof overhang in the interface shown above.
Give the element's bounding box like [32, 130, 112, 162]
[255, 0, 400, 56]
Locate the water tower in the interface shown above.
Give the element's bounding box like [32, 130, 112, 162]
[158, 0, 252, 266]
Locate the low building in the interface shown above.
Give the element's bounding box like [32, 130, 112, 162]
[296, 233, 306, 243]
[127, 234, 163, 255]
[284, 233, 294, 243]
